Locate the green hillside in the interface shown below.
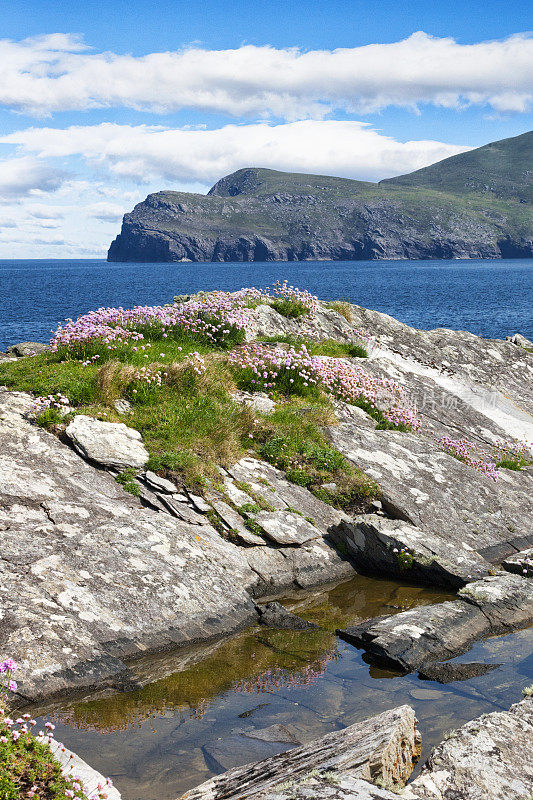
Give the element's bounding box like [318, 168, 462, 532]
[383, 131, 533, 203]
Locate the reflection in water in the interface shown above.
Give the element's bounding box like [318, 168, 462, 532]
[38, 575, 532, 800]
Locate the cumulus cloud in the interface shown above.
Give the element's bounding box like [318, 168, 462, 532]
[0, 156, 65, 202]
[86, 201, 128, 222]
[0, 31, 532, 118]
[2, 120, 470, 184]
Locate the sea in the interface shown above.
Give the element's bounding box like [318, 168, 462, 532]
[1, 258, 532, 351]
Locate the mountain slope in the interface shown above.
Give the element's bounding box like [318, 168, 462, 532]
[383, 131, 533, 203]
[108, 133, 533, 263]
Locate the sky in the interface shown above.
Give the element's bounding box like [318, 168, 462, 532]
[0, 0, 532, 258]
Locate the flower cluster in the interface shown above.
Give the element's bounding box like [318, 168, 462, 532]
[0, 660, 113, 799]
[437, 437, 499, 481]
[229, 343, 420, 430]
[493, 439, 533, 469]
[264, 279, 319, 313]
[30, 393, 70, 414]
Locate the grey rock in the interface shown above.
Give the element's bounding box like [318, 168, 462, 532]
[257, 776, 405, 800]
[255, 510, 323, 546]
[179, 704, 420, 799]
[113, 398, 132, 415]
[208, 498, 266, 546]
[404, 697, 533, 800]
[49, 739, 121, 800]
[337, 574, 533, 672]
[234, 390, 276, 414]
[257, 601, 320, 630]
[145, 469, 178, 493]
[505, 332, 533, 349]
[65, 414, 149, 469]
[158, 494, 209, 525]
[330, 515, 489, 590]
[187, 491, 213, 513]
[6, 341, 48, 357]
[418, 662, 500, 683]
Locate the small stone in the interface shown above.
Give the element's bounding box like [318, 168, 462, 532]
[113, 398, 132, 415]
[371, 500, 383, 511]
[320, 482, 338, 491]
[65, 415, 149, 469]
[145, 470, 177, 494]
[234, 390, 276, 414]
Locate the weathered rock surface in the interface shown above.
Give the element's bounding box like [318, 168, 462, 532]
[179, 705, 420, 800]
[65, 414, 150, 469]
[256, 776, 405, 800]
[404, 696, 533, 800]
[338, 574, 533, 672]
[0, 392, 258, 701]
[502, 546, 533, 576]
[0, 391, 356, 702]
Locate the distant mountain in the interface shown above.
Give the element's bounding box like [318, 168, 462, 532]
[108, 132, 533, 262]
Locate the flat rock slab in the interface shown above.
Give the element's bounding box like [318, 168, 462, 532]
[328, 421, 533, 587]
[179, 705, 419, 800]
[256, 775, 403, 800]
[337, 574, 533, 672]
[332, 516, 489, 590]
[255, 510, 323, 545]
[66, 414, 149, 469]
[404, 697, 533, 800]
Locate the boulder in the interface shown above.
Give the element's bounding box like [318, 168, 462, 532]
[65, 414, 149, 469]
[255, 510, 323, 546]
[506, 332, 533, 349]
[404, 697, 533, 800]
[6, 341, 48, 357]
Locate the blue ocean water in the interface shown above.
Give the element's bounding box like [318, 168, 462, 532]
[1, 258, 532, 351]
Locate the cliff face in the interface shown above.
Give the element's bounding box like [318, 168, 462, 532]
[108, 133, 533, 262]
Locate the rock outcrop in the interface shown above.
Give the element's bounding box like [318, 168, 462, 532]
[338, 574, 533, 672]
[179, 705, 420, 800]
[404, 696, 533, 800]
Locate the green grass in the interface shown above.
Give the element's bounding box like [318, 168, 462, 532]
[269, 299, 311, 319]
[252, 400, 380, 511]
[115, 468, 141, 496]
[258, 335, 367, 358]
[0, 327, 380, 504]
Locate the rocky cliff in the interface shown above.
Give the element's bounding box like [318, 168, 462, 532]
[108, 132, 533, 262]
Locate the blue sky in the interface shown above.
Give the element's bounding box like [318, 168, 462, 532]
[0, 0, 531, 257]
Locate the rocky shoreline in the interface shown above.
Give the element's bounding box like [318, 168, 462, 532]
[1, 295, 532, 797]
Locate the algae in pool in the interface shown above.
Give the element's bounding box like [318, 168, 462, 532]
[38, 575, 533, 800]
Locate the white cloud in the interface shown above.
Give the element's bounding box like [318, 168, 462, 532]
[86, 201, 127, 222]
[2, 120, 470, 184]
[0, 156, 65, 201]
[0, 31, 532, 118]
